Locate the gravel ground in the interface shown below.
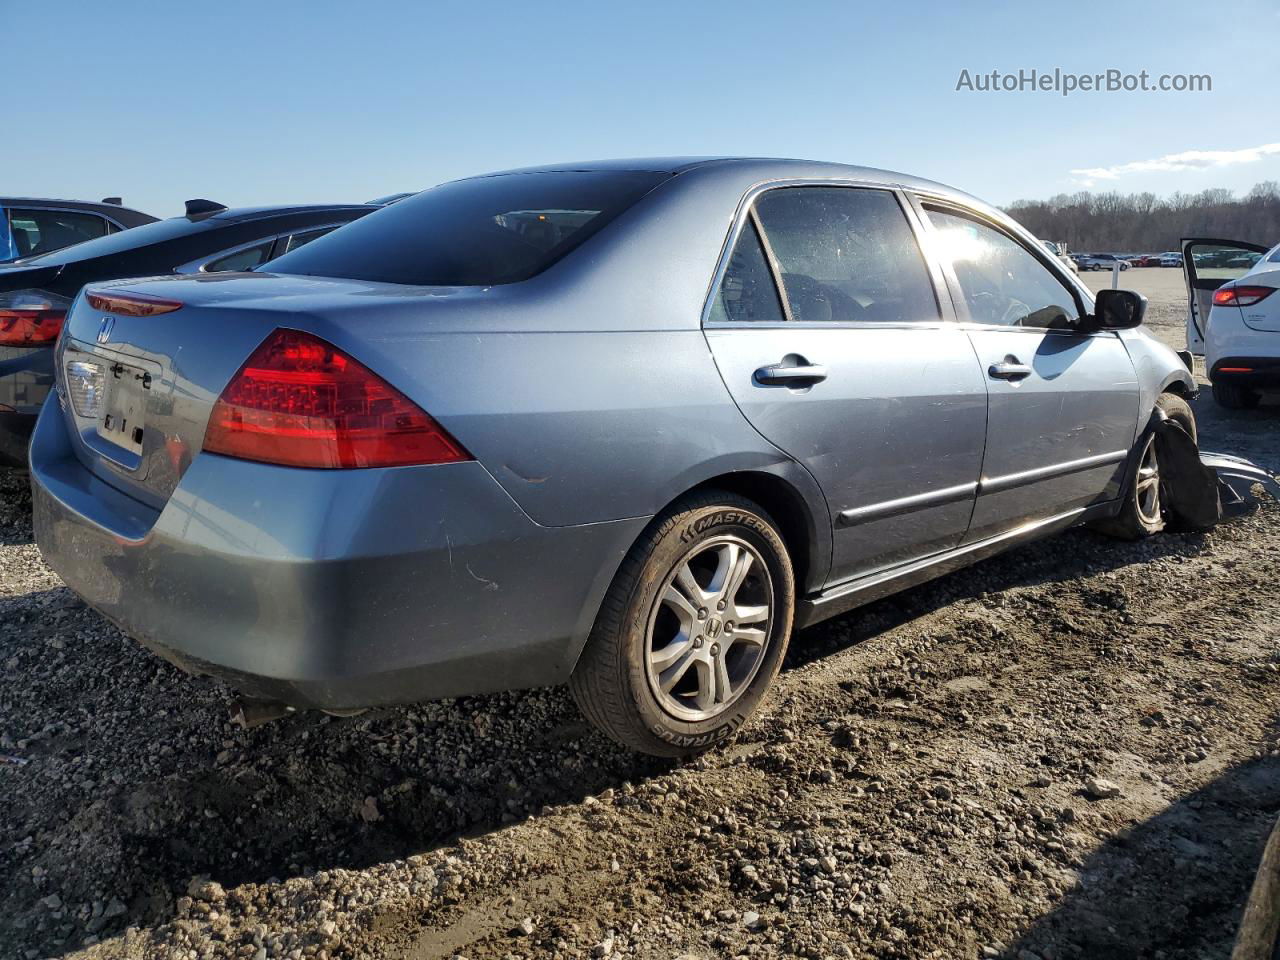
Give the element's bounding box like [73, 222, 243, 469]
[2, 268, 1279, 960]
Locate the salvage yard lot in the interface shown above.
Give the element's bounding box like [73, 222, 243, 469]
[1, 269, 1279, 960]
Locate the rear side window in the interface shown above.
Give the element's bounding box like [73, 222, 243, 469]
[7, 208, 111, 258]
[753, 187, 939, 324]
[264, 171, 671, 286]
[707, 220, 785, 323]
[204, 240, 275, 273]
[282, 226, 333, 253]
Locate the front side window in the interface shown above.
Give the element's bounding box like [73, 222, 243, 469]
[925, 208, 1080, 329]
[264, 170, 670, 286]
[753, 187, 939, 324]
[7, 208, 110, 258]
[707, 220, 785, 323]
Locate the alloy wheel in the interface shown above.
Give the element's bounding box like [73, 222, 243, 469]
[1135, 433, 1162, 526]
[644, 536, 774, 722]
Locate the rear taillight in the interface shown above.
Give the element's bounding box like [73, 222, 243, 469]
[0, 289, 71, 346]
[1213, 285, 1276, 307]
[203, 329, 471, 469]
[85, 290, 183, 317]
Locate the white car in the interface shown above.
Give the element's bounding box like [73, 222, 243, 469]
[1184, 237, 1280, 408]
[1040, 239, 1079, 273]
[1080, 253, 1130, 271]
[1159, 252, 1183, 267]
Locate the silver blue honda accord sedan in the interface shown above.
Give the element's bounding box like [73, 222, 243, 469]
[30, 158, 1196, 756]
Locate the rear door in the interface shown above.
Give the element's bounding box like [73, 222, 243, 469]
[1182, 238, 1272, 353]
[703, 184, 988, 586]
[916, 200, 1140, 541]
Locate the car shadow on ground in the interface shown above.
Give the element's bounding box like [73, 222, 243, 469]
[1003, 740, 1280, 960]
[785, 521, 1214, 673]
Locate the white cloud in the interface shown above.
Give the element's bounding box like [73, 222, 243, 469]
[1070, 141, 1280, 187]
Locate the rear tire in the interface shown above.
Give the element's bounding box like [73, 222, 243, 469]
[569, 491, 794, 757]
[1212, 381, 1261, 410]
[1094, 392, 1196, 540]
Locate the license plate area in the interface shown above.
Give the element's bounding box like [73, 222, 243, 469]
[97, 360, 151, 456]
[62, 341, 163, 477]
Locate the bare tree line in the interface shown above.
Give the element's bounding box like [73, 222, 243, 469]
[1004, 182, 1280, 253]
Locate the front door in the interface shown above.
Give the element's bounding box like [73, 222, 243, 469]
[703, 185, 988, 586]
[1181, 237, 1272, 353]
[917, 202, 1141, 541]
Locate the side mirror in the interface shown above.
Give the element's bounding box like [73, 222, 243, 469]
[1086, 288, 1146, 331]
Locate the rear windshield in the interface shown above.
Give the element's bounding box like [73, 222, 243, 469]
[263, 171, 671, 286]
[14, 216, 206, 265]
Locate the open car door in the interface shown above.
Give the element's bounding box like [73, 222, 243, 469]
[1182, 237, 1271, 354]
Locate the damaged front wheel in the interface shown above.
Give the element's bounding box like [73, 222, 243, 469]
[1094, 392, 1196, 540]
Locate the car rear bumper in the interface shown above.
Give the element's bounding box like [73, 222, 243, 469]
[1209, 357, 1280, 389]
[29, 402, 645, 710]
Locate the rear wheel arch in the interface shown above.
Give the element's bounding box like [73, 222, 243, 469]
[563, 468, 829, 682]
[683, 470, 827, 596]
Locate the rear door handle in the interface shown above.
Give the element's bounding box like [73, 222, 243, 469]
[754, 362, 828, 386]
[988, 358, 1032, 381]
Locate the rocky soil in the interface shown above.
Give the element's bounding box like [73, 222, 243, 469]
[1, 268, 1278, 960]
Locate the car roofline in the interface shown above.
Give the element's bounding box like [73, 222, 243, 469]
[450, 157, 976, 203]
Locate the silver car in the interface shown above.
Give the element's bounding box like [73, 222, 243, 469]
[30, 158, 1195, 756]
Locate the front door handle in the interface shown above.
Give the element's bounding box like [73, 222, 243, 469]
[754, 361, 828, 386]
[988, 357, 1033, 381]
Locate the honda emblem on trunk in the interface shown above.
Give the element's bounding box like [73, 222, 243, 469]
[96, 316, 115, 344]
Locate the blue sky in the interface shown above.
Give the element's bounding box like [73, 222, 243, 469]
[4, 0, 1278, 216]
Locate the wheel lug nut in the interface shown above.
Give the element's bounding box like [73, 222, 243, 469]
[710, 644, 720, 656]
[725, 621, 735, 633]
[697, 608, 707, 620]
[716, 600, 726, 611]
[693, 637, 703, 648]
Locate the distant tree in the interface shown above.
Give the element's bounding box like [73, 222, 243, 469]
[1005, 182, 1280, 251]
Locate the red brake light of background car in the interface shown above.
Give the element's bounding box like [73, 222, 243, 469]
[1213, 285, 1276, 307]
[202, 329, 472, 469]
[0, 289, 71, 346]
[85, 290, 184, 317]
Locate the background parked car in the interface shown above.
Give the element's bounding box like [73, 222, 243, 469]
[29, 157, 1193, 757]
[1, 198, 156, 263]
[0, 200, 376, 465]
[1079, 253, 1131, 271]
[1040, 239, 1078, 273]
[1160, 251, 1183, 267]
[1182, 236, 1280, 407]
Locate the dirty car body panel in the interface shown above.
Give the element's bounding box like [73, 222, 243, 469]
[30, 158, 1194, 711]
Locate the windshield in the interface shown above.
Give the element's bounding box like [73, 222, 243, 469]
[13, 216, 208, 266]
[263, 170, 671, 286]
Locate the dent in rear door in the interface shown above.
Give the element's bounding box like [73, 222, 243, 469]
[703, 185, 987, 586]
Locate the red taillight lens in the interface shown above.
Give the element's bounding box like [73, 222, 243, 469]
[1213, 285, 1276, 307]
[85, 290, 183, 317]
[203, 329, 471, 469]
[0, 290, 70, 346]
